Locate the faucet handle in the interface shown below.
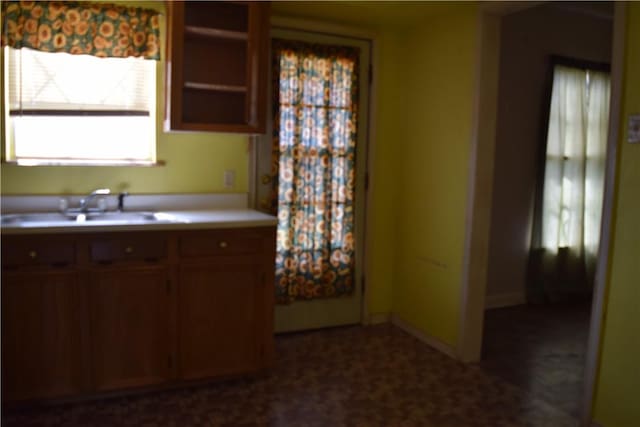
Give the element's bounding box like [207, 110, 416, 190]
[118, 192, 129, 212]
[58, 198, 69, 212]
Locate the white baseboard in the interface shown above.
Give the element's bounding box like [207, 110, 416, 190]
[485, 291, 526, 309]
[391, 314, 458, 359]
[367, 313, 391, 325]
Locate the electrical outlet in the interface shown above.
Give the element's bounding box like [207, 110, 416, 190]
[628, 114, 640, 143]
[223, 170, 236, 189]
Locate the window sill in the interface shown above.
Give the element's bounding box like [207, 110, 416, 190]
[2, 160, 167, 167]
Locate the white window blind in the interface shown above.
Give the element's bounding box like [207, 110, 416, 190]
[4, 46, 157, 165]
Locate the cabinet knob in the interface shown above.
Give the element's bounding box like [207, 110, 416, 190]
[125, 246, 134, 254]
[218, 241, 228, 249]
[28, 250, 38, 259]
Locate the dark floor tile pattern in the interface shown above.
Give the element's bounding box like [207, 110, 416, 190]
[4, 324, 577, 426]
[481, 301, 591, 419]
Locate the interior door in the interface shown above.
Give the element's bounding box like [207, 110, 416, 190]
[254, 29, 370, 333]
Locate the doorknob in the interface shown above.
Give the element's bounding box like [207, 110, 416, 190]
[261, 174, 272, 185]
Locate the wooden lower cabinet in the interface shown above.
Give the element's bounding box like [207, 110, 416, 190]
[89, 266, 171, 392]
[178, 258, 262, 379]
[1, 226, 275, 404]
[1, 271, 83, 401]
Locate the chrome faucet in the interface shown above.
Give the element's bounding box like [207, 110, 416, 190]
[78, 188, 110, 213]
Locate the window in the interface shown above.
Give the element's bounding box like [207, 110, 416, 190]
[4, 46, 156, 166]
[541, 64, 610, 256]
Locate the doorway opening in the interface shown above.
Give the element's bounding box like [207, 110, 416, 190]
[479, 1, 614, 421]
[252, 28, 372, 333]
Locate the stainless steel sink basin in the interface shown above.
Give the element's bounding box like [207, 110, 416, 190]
[1, 212, 75, 225]
[1, 211, 183, 227]
[75, 211, 167, 223]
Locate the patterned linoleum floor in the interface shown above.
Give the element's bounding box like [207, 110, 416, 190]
[3, 323, 577, 427]
[481, 301, 591, 419]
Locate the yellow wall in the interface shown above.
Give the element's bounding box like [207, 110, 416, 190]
[271, 2, 480, 323]
[593, 4, 640, 426]
[271, 2, 479, 335]
[0, 1, 249, 195]
[366, 30, 404, 316]
[391, 6, 477, 345]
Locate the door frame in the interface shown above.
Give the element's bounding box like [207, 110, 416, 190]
[248, 15, 378, 327]
[457, 2, 626, 426]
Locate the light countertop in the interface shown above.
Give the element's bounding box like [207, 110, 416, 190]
[1, 209, 277, 235]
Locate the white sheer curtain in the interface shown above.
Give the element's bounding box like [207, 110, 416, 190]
[584, 71, 611, 262]
[541, 65, 610, 272]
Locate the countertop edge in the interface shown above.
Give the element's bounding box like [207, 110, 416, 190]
[1, 210, 277, 235]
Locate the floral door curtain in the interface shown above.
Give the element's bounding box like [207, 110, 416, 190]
[271, 39, 360, 303]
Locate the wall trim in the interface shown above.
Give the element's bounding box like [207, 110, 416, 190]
[368, 313, 391, 325]
[247, 137, 258, 210]
[581, 3, 627, 426]
[485, 291, 526, 309]
[391, 314, 458, 359]
[457, 10, 502, 363]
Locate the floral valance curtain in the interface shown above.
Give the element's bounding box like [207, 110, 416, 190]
[271, 39, 359, 303]
[1, 1, 160, 59]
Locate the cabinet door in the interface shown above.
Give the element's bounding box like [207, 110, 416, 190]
[89, 266, 171, 391]
[2, 271, 83, 401]
[178, 258, 263, 380]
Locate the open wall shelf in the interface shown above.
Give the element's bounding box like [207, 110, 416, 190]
[165, 1, 269, 134]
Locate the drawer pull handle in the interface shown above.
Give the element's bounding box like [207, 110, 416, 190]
[28, 250, 38, 259]
[125, 246, 134, 254]
[219, 241, 228, 249]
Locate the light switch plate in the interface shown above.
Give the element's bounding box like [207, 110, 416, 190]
[628, 114, 640, 143]
[223, 170, 236, 189]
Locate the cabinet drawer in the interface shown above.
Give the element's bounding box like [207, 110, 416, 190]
[2, 240, 75, 268]
[90, 237, 167, 264]
[179, 231, 262, 257]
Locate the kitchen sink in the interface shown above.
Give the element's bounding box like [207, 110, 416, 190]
[1, 211, 183, 227]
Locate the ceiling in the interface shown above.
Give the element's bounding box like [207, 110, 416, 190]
[271, 1, 613, 31]
[270, 1, 473, 30]
[548, 1, 614, 20]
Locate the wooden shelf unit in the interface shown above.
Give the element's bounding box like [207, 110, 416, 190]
[184, 25, 249, 41]
[183, 81, 248, 93]
[165, 1, 269, 134]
